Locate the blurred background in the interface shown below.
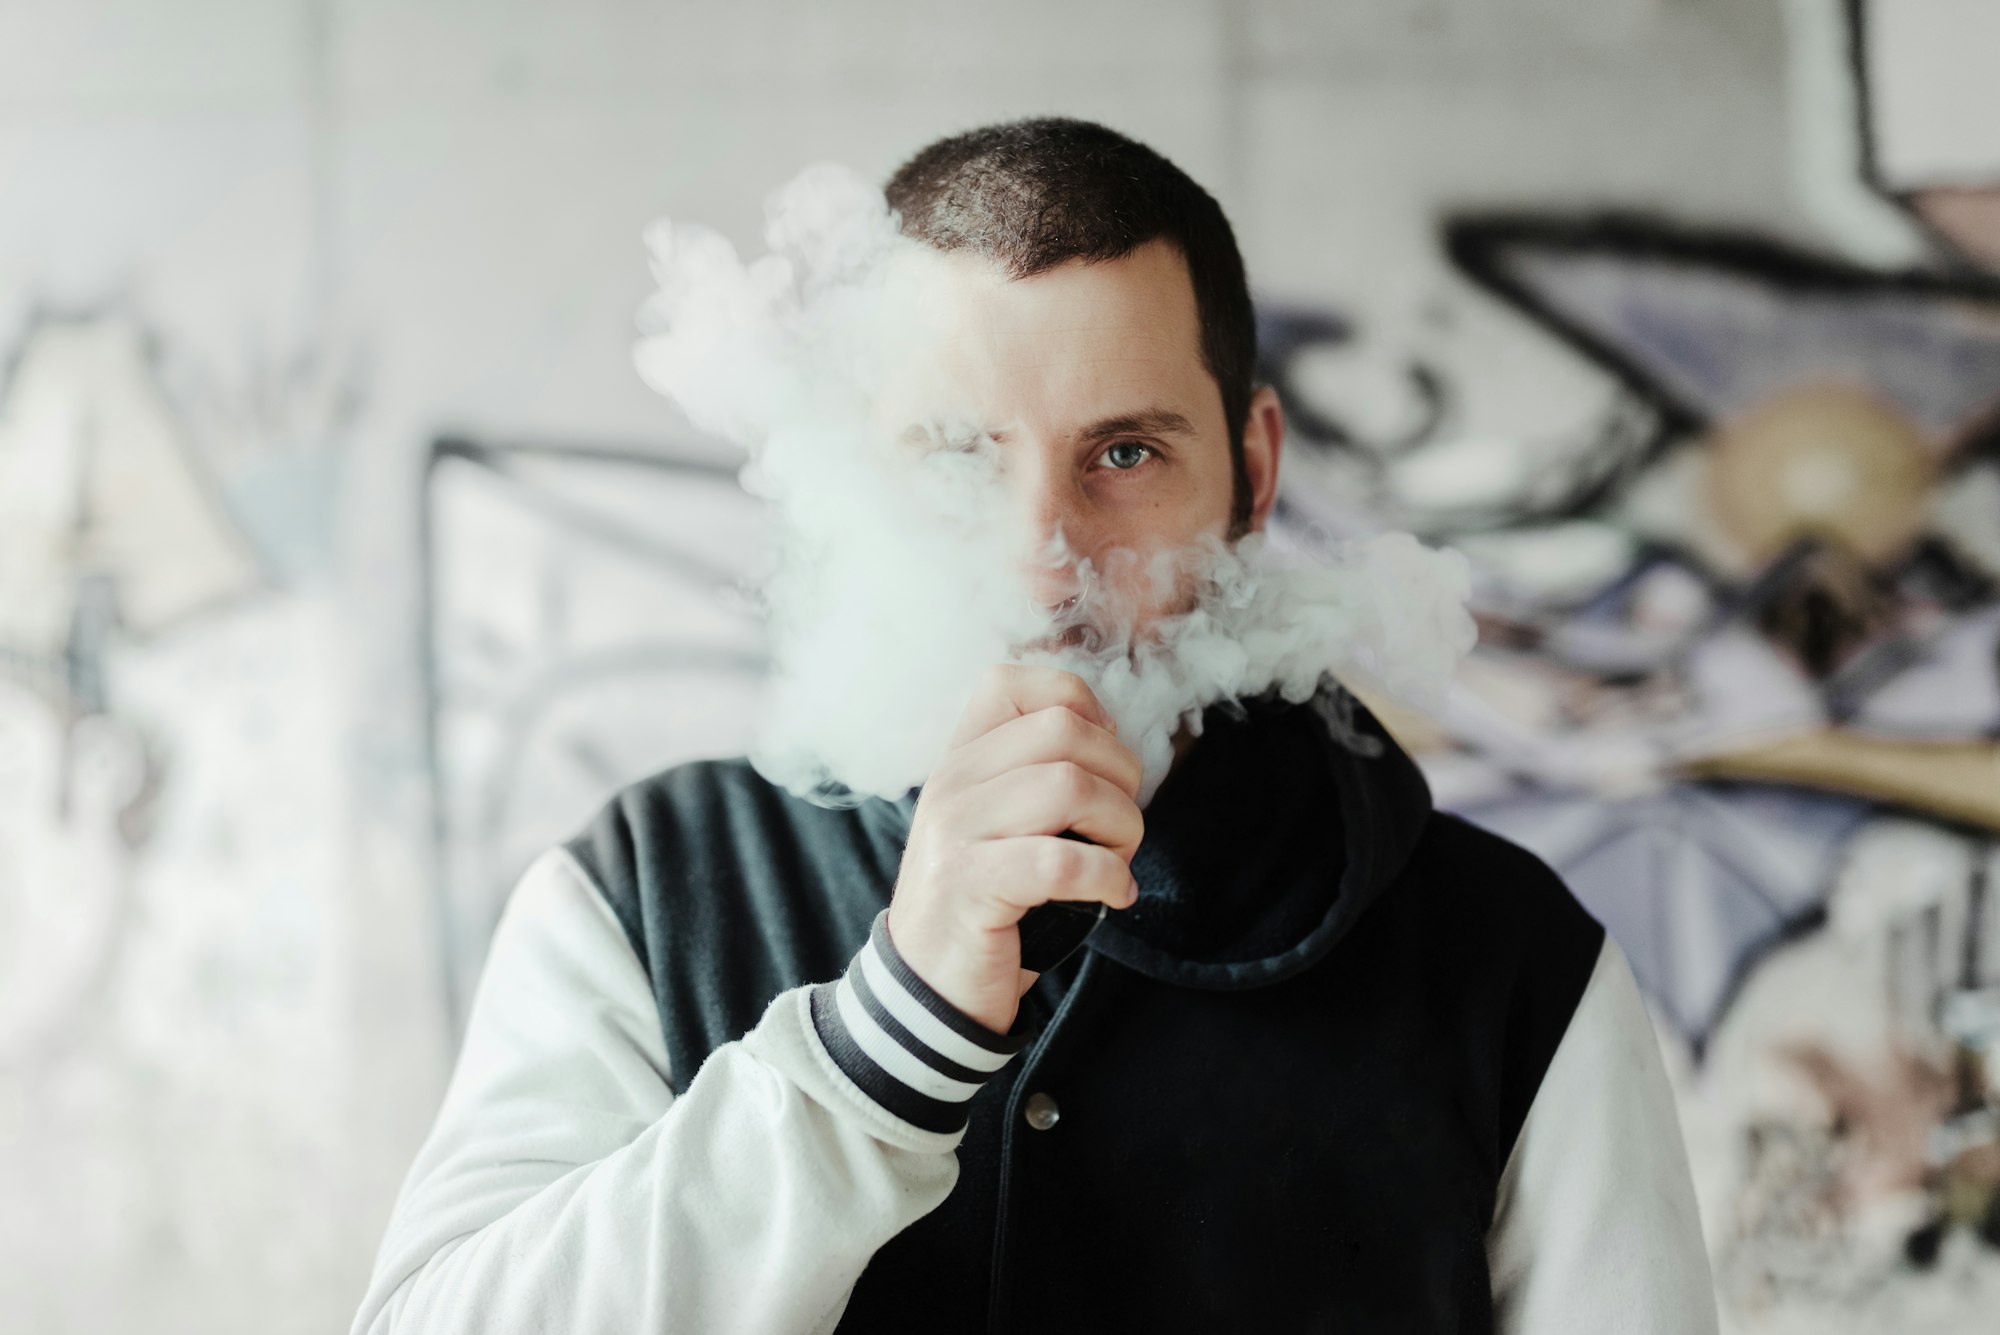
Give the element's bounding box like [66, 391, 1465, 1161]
[3, 1, 1998, 1330]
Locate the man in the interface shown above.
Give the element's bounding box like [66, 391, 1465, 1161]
[353, 119, 1717, 1333]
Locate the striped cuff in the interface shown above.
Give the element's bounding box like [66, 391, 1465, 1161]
[808, 908, 1031, 1135]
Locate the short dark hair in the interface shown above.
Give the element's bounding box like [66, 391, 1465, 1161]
[884, 118, 1257, 535]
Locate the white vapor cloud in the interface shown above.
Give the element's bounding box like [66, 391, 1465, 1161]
[635, 164, 1476, 805]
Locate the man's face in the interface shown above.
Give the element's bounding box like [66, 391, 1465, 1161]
[636, 164, 1466, 805]
[878, 238, 1281, 638]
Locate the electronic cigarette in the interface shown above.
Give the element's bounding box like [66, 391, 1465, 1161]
[1013, 828, 1115, 971]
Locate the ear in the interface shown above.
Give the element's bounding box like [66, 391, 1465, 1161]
[1241, 383, 1284, 534]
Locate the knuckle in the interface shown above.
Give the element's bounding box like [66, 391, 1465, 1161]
[1039, 702, 1088, 744]
[1054, 671, 1094, 705]
[1034, 839, 1083, 886]
[1052, 760, 1094, 802]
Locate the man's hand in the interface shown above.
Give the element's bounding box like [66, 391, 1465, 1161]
[886, 665, 1143, 1035]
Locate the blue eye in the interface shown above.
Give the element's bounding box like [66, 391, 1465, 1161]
[1101, 441, 1154, 470]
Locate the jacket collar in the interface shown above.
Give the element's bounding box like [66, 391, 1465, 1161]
[1087, 688, 1433, 991]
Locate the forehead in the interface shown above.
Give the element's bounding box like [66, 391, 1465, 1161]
[881, 237, 1211, 434]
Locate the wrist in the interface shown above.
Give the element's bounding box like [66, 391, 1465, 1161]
[808, 908, 1030, 1135]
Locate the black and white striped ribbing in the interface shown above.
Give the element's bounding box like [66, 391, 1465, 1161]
[809, 908, 1030, 1135]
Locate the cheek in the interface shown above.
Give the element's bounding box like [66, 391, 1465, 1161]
[1098, 513, 1226, 628]
[1173, 444, 1241, 536]
[1076, 447, 1236, 615]
[1112, 475, 1233, 553]
[1103, 442, 1233, 524]
[1108, 564, 1206, 646]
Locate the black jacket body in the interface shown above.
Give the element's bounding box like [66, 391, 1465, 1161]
[564, 693, 1605, 1333]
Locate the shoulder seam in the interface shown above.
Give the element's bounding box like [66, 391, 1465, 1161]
[546, 844, 654, 983]
[1493, 929, 1617, 1208]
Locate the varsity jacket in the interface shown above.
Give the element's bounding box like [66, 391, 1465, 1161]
[352, 694, 1718, 1333]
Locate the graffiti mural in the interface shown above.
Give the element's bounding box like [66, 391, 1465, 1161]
[1250, 12, 2000, 1319]
[0, 315, 258, 1063]
[10, 3, 1997, 1332]
[0, 308, 362, 1332]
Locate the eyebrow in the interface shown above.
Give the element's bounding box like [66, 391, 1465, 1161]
[1075, 409, 1196, 443]
[897, 408, 1196, 448]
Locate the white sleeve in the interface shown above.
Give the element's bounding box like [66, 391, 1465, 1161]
[350, 846, 1020, 1335]
[1487, 933, 1720, 1334]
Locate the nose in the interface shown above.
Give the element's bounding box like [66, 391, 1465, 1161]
[1008, 449, 1086, 609]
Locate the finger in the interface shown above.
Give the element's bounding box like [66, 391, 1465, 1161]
[947, 762, 1144, 862]
[946, 663, 1114, 750]
[961, 835, 1139, 918]
[940, 703, 1142, 800]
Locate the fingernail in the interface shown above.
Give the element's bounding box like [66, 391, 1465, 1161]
[1126, 877, 1140, 906]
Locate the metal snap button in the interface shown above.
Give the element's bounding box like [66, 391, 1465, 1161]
[1023, 1091, 1060, 1131]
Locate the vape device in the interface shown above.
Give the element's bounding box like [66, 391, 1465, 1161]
[1014, 899, 1107, 973]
